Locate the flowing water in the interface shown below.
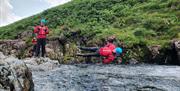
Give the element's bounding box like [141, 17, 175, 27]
[1, 52, 180, 91]
[32, 64, 180, 91]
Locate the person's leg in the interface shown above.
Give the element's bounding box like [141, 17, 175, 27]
[35, 39, 41, 57]
[78, 47, 99, 52]
[41, 38, 46, 57]
[32, 44, 36, 56]
[77, 52, 100, 57]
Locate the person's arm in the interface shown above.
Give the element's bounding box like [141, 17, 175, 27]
[103, 55, 115, 64]
[45, 26, 49, 34]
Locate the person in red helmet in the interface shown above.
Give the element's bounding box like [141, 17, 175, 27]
[34, 19, 49, 57]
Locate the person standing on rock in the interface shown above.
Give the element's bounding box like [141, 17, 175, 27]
[34, 19, 49, 57]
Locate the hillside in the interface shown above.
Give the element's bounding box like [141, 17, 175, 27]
[0, 0, 179, 63]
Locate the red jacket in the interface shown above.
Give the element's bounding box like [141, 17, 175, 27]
[34, 26, 49, 39]
[99, 46, 115, 64]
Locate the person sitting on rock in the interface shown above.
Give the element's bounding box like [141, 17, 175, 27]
[34, 19, 49, 57]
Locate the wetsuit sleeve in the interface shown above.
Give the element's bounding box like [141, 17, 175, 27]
[45, 27, 49, 34]
[103, 54, 115, 64]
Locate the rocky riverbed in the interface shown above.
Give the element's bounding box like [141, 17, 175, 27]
[33, 64, 180, 91]
[1, 52, 180, 91]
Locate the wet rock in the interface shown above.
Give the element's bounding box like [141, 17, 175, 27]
[0, 53, 34, 91]
[0, 40, 26, 57]
[129, 58, 139, 64]
[45, 44, 64, 61]
[46, 47, 55, 58]
[167, 40, 180, 65]
[174, 40, 180, 50]
[0, 38, 79, 63]
[148, 45, 162, 63]
[148, 45, 161, 59]
[17, 30, 32, 40]
[136, 86, 166, 91]
[45, 40, 64, 61]
[23, 57, 59, 71]
[12, 41, 26, 50]
[174, 40, 180, 62]
[0, 52, 6, 59]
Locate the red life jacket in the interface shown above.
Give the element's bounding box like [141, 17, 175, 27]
[34, 26, 49, 39]
[38, 27, 46, 35]
[99, 45, 116, 64]
[99, 47, 113, 56]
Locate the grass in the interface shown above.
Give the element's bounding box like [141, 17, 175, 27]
[0, 0, 179, 62]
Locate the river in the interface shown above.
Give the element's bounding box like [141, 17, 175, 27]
[32, 64, 180, 91]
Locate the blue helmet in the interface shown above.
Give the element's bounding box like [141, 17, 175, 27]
[115, 47, 123, 55]
[40, 19, 47, 24]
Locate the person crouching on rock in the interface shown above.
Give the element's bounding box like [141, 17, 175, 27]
[34, 19, 49, 57]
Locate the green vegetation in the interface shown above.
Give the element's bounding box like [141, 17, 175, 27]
[0, 0, 179, 62]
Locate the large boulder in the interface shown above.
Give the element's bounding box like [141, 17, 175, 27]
[148, 45, 161, 59]
[0, 40, 26, 57]
[45, 42, 63, 61]
[173, 40, 180, 64]
[148, 45, 161, 63]
[46, 37, 79, 64]
[0, 53, 34, 91]
[23, 57, 59, 72]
